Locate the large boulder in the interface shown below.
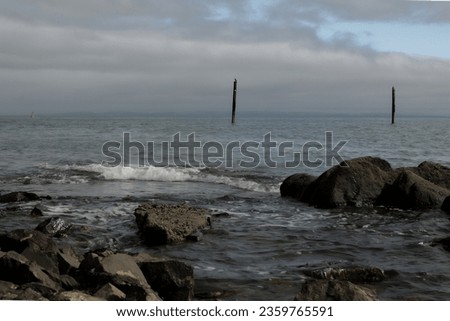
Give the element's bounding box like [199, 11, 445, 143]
[78, 249, 160, 301]
[280, 173, 316, 199]
[411, 161, 450, 189]
[134, 253, 194, 301]
[377, 170, 450, 210]
[301, 157, 394, 208]
[134, 202, 210, 245]
[0, 192, 40, 203]
[294, 280, 377, 301]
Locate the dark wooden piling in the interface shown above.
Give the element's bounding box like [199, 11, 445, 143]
[391, 86, 395, 124]
[231, 78, 237, 124]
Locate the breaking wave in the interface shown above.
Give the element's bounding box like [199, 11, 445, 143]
[37, 163, 279, 193]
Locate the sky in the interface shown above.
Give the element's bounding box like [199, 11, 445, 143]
[1, 0, 450, 116]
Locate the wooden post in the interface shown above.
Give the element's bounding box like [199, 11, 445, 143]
[231, 78, 237, 124]
[391, 86, 395, 124]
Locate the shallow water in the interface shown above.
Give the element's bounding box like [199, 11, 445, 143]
[1, 115, 450, 300]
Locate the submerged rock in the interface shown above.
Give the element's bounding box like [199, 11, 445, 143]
[134, 202, 210, 245]
[303, 265, 385, 283]
[0, 192, 40, 203]
[294, 280, 377, 301]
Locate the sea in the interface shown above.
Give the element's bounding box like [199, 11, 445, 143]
[1, 114, 450, 300]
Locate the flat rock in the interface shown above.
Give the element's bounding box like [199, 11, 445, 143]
[294, 280, 377, 301]
[303, 265, 385, 283]
[94, 283, 127, 301]
[134, 202, 210, 245]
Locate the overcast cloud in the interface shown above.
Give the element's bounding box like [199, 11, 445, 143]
[1, 0, 449, 116]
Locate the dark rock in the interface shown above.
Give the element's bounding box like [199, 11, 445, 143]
[0, 229, 60, 275]
[280, 173, 316, 198]
[303, 265, 385, 283]
[135, 253, 195, 301]
[377, 170, 450, 210]
[35, 217, 72, 237]
[432, 237, 450, 252]
[301, 156, 394, 208]
[0, 280, 48, 300]
[78, 250, 160, 301]
[30, 206, 43, 217]
[442, 196, 450, 214]
[134, 202, 210, 245]
[0, 251, 60, 290]
[0, 192, 40, 203]
[412, 161, 450, 189]
[294, 280, 377, 301]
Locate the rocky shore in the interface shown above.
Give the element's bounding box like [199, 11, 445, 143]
[1, 156, 450, 301]
[281, 156, 450, 211]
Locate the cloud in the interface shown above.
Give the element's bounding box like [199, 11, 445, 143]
[0, 1, 449, 115]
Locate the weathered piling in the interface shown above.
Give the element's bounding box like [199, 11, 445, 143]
[231, 79, 237, 124]
[391, 86, 395, 124]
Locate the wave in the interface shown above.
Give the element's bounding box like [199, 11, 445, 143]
[37, 163, 280, 193]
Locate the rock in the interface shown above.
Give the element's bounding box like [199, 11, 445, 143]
[137, 257, 195, 300]
[78, 250, 161, 301]
[0, 192, 40, 203]
[0, 251, 60, 290]
[0, 229, 61, 275]
[0, 280, 48, 300]
[280, 173, 316, 199]
[303, 265, 385, 283]
[59, 274, 79, 290]
[35, 217, 72, 237]
[377, 170, 450, 210]
[301, 156, 394, 208]
[134, 202, 210, 245]
[442, 196, 450, 214]
[94, 283, 127, 301]
[432, 237, 450, 252]
[96, 253, 148, 286]
[53, 291, 102, 301]
[57, 246, 81, 275]
[30, 206, 43, 217]
[412, 161, 450, 189]
[294, 280, 377, 301]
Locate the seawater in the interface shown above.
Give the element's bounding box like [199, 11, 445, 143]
[1, 115, 450, 300]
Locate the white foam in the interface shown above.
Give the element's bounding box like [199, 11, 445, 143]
[38, 163, 279, 193]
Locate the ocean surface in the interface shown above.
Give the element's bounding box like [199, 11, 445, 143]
[1, 115, 450, 300]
